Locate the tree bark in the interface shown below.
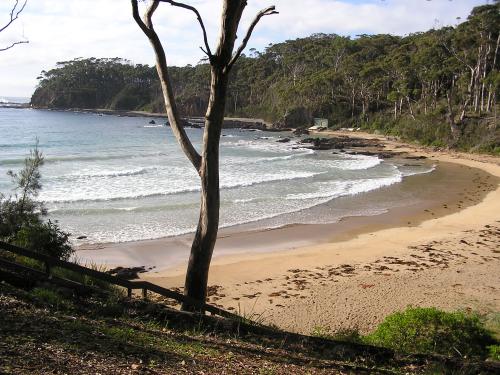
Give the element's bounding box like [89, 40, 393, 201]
[132, 0, 277, 311]
[182, 66, 228, 307]
[406, 96, 416, 120]
[447, 90, 461, 140]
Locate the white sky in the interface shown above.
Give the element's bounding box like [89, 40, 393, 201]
[0, 0, 489, 97]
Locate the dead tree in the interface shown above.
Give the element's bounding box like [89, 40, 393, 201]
[0, 0, 28, 52]
[131, 0, 277, 310]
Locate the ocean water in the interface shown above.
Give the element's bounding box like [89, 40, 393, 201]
[0, 96, 30, 104]
[0, 108, 434, 244]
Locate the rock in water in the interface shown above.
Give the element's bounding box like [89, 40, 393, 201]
[276, 137, 291, 143]
[292, 128, 310, 136]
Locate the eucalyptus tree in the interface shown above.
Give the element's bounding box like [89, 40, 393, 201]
[131, 0, 277, 310]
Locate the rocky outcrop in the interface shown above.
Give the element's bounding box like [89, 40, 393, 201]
[276, 137, 291, 143]
[292, 128, 310, 136]
[273, 107, 312, 129]
[223, 119, 267, 130]
[300, 136, 385, 150]
[299, 135, 429, 161]
[106, 266, 149, 280]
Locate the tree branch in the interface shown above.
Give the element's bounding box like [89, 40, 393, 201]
[131, 0, 202, 172]
[131, 0, 153, 37]
[0, 0, 27, 33]
[0, 39, 28, 52]
[158, 0, 213, 60]
[227, 5, 278, 70]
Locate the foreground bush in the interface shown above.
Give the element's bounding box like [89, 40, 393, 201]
[365, 307, 497, 358]
[14, 220, 73, 260]
[0, 141, 73, 260]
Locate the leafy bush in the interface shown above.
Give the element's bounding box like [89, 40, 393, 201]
[488, 344, 500, 361]
[0, 141, 73, 260]
[365, 307, 497, 358]
[15, 220, 73, 260]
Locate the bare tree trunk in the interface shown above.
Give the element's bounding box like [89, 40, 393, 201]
[422, 83, 427, 115]
[183, 66, 227, 306]
[406, 96, 416, 120]
[351, 88, 355, 118]
[480, 37, 491, 113]
[132, 0, 277, 311]
[447, 90, 461, 140]
[473, 45, 482, 113]
[487, 34, 500, 112]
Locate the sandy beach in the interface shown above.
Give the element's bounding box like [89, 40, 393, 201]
[79, 131, 500, 334]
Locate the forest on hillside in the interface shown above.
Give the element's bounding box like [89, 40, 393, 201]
[31, 3, 499, 152]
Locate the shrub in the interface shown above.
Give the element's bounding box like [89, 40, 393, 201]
[15, 220, 73, 260]
[0, 141, 73, 260]
[365, 307, 497, 358]
[488, 344, 500, 361]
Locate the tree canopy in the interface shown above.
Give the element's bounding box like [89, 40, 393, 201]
[31, 3, 499, 152]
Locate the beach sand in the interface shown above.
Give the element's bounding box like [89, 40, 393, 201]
[78, 131, 500, 334]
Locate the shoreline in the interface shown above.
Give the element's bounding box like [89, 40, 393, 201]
[26, 106, 272, 128]
[76, 159, 493, 272]
[74, 132, 500, 334]
[134, 131, 500, 334]
[76, 129, 497, 272]
[72, 128, 499, 334]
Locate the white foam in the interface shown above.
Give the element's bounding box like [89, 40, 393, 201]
[232, 198, 256, 204]
[285, 174, 403, 201]
[400, 164, 437, 177]
[330, 154, 382, 170]
[67, 166, 158, 178]
[40, 170, 321, 203]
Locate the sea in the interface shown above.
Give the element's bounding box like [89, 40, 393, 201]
[0, 103, 435, 245]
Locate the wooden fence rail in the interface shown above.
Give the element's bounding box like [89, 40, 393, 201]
[0, 240, 241, 320]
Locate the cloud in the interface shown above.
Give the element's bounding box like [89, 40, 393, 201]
[0, 0, 486, 97]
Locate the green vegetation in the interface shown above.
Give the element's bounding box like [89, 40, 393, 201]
[30, 287, 72, 309]
[1, 282, 497, 374]
[489, 345, 500, 361]
[311, 307, 499, 361]
[0, 142, 73, 260]
[364, 307, 496, 358]
[31, 3, 499, 152]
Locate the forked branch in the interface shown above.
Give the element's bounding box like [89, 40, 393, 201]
[158, 0, 213, 59]
[0, 0, 27, 33]
[228, 5, 278, 70]
[132, 0, 202, 172]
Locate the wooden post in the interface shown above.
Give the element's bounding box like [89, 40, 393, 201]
[142, 288, 148, 300]
[127, 288, 132, 298]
